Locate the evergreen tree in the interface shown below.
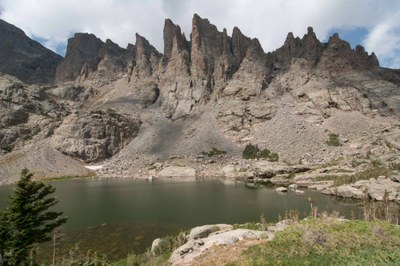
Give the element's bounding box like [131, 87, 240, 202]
[0, 169, 67, 265]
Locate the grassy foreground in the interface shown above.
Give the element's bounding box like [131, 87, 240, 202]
[233, 219, 400, 265]
[49, 218, 400, 265]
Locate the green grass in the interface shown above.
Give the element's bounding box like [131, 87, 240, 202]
[201, 147, 227, 157]
[315, 166, 393, 186]
[42, 173, 96, 181]
[236, 219, 400, 265]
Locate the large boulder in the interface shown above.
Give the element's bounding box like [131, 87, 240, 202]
[353, 178, 400, 201]
[333, 185, 365, 199]
[169, 226, 268, 265]
[188, 224, 233, 240]
[51, 110, 140, 162]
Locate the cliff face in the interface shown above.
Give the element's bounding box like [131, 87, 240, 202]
[55, 33, 134, 84]
[53, 14, 391, 119]
[0, 19, 62, 84]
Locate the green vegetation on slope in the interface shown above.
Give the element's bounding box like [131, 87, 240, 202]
[201, 147, 227, 157]
[243, 143, 279, 162]
[326, 133, 341, 147]
[316, 165, 394, 186]
[236, 219, 400, 265]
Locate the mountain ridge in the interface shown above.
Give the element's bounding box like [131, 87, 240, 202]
[0, 14, 399, 185]
[0, 19, 62, 84]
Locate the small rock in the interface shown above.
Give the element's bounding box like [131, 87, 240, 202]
[276, 187, 288, 192]
[151, 238, 162, 255]
[389, 175, 400, 183]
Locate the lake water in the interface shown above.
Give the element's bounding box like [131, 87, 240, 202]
[0, 179, 363, 261]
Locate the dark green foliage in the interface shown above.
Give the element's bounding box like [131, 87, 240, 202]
[242, 143, 259, 159]
[0, 169, 67, 265]
[242, 143, 279, 162]
[201, 147, 227, 157]
[326, 133, 341, 147]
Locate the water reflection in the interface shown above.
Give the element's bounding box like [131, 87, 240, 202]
[0, 179, 365, 261]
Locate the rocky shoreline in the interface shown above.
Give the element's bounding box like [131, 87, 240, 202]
[89, 153, 400, 203]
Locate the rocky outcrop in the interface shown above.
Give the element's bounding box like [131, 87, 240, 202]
[160, 15, 262, 118]
[0, 19, 62, 84]
[0, 74, 68, 154]
[158, 19, 192, 118]
[55, 33, 134, 84]
[169, 221, 290, 265]
[318, 33, 379, 71]
[273, 27, 323, 67]
[51, 110, 140, 162]
[123, 34, 162, 106]
[50, 14, 399, 121]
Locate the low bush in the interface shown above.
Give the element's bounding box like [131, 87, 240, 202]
[326, 133, 341, 147]
[201, 147, 227, 157]
[242, 143, 279, 162]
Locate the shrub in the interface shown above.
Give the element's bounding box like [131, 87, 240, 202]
[242, 143, 279, 162]
[243, 143, 260, 159]
[326, 133, 341, 147]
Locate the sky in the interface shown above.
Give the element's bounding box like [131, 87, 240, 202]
[0, 0, 399, 69]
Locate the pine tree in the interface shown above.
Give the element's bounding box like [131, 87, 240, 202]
[0, 169, 67, 265]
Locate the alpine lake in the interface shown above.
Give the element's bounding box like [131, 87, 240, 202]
[0, 179, 364, 262]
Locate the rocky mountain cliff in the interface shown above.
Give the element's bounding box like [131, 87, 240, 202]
[0, 19, 62, 84]
[0, 14, 399, 183]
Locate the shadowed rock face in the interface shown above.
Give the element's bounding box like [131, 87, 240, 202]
[0, 19, 62, 84]
[55, 33, 104, 83]
[55, 33, 135, 83]
[272, 27, 323, 67]
[318, 33, 379, 70]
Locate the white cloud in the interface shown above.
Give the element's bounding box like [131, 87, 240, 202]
[364, 15, 400, 69]
[0, 0, 399, 68]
